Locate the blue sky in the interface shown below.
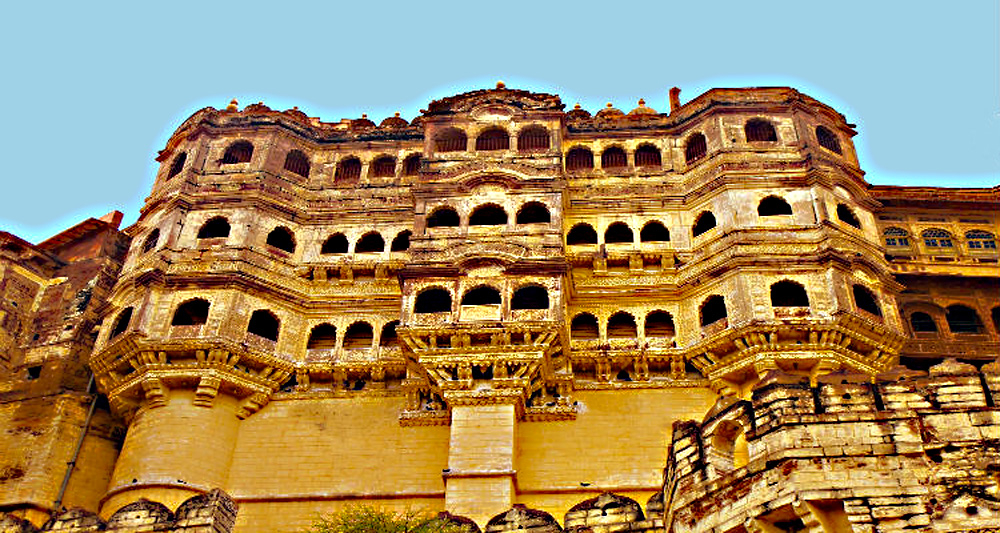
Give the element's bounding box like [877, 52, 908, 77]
[1, 1, 996, 243]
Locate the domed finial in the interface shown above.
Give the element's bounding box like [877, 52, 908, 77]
[638, 98, 646, 107]
[496, 80, 506, 89]
[574, 103, 582, 110]
[362, 113, 368, 119]
[606, 102, 613, 108]
[394, 112, 401, 117]
[226, 98, 238, 111]
[292, 106, 299, 111]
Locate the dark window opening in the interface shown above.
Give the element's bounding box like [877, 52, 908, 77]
[685, 133, 707, 163]
[567, 224, 598, 245]
[745, 119, 777, 142]
[110, 307, 133, 339]
[307, 324, 337, 350]
[335, 158, 362, 184]
[415, 288, 452, 313]
[910, 312, 937, 333]
[601, 147, 628, 170]
[635, 144, 662, 168]
[566, 147, 594, 171]
[518, 126, 550, 152]
[516, 202, 550, 224]
[758, 196, 793, 216]
[645, 311, 675, 337]
[168, 152, 187, 178]
[946, 305, 984, 334]
[511, 286, 549, 310]
[884, 227, 910, 247]
[837, 204, 861, 229]
[571, 313, 599, 340]
[197, 217, 231, 239]
[142, 229, 160, 253]
[372, 156, 396, 178]
[966, 230, 997, 250]
[461, 286, 501, 306]
[344, 322, 374, 349]
[922, 229, 954, 248]
[355, 232, 385, 253]
[476, 128, 509, 151]
[247, 310, 280, 341]
[816, 126, 842, 154]
[266, 227, 296, 253]
[616, 369, 632, 381]
[435, 128, 467, 152]
[403, 154, 421, 176]
[321, 233, 349, 254]
[469, 204, 508, 226]
[391, 230, 411, 252]
[605, 222, 634, 244]
[640, 221, 670, 242]
[380, 321, 399, 347]
[770, 280, 809, 307]
[283, 150, 310, 178]
[852, 285, 881, 317]
[427, 207, 460, 228]
[172, 299, 210, 326]
[222, 141, 253, 164]
[607, 312, 637, 338]
[26, 366, 41, 380]
[692, 212, 716, 237]
[700, 296, 727, 326]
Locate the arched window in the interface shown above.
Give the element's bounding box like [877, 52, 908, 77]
[247, 310, 280, 341]
[172, 298, 210, 326]
[321, 233, 349, 254]
[640, 221, 670, 242]
[605, 222, 634, 244]
[110, 307, 133, 339]
[355, 232, 385, 253]
[197, 217, 231, 239]
[476, 128, 509, 151]
[283, 150, 310, 177]
[946, 305, 984, 334]
[307, 324, 337, 350]
[222, 141, 253, 164]
[435, 128, 467, 152]
[884, 227, 910, 247]
[511, 286, 549, 310]
[816, 126, 842, 154]
[517, 126, 550, 152]
[700, 296, 727, 327]
[757, 196, 793, 216]
[461, 286, 501, 306]
[371, 156, 396, 178]
[167, 152, 186, 178]
[921, 228, 953, 248]
[567, 223, 598, 245]
[571, 313, 599, 340]
[390, 230, 411, 252]
[645, 311, 675, 337]
[402, 154, 421, 176]
[415, 288, 452, 313]
[566, 147, 594, 171]
[142, 229, 160, 253]
[852, 285, 881, 317]
[601, 147, 628, 170]
[343, 322, 373, 349]
[770, 280, 809, 307]
[966, 230, 997, 250]
[685, 133, 707, 163]
[335, 157, 362, 184]
[837, 204, 861, 229]
[607, 312, 637, 338]
[266, 227, 296, 253]
[380, 321, 399, 347]
[910, 312, 937, 333]
[516, 202, 550, 224]
[635, 144, 661, 169]
[469, 204, 508, 226]
[427, 207, 460, 228]
[692, 211, 716, 238]
[745, 119, 777, 142]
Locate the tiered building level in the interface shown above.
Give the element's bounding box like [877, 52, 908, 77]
[1, 84, 997, 533]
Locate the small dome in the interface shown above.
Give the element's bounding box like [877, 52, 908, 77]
[410, 115, 426, 127]
[351, 113, 376, 131]
[627, 98, 657, 116]
[244, 102, 272, 113]
[595, 102, 624, 120]
[379, 112, 409, 129]
[566, 103, 592, 120]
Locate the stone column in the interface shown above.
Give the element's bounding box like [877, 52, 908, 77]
[444, 401, 517, 526]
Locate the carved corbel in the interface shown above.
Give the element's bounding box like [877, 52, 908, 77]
[236, 392, 270, 419]
[193, 375, 221, 407]
[670, 355, 686, 380]
[141, 377, 168, 408]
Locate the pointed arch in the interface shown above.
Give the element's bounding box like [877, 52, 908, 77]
[640, 221, 670, 242]
[415, 288, 452, 314]
[266, 227, 296, 253]
[221, 140, 253, 164]
[745, 118, 777, 142]
[197, 217, 230, 239]
[685, 133, 707, 163]
[343, 321, 374, 349]
[604, 222, 634, 244]
[307, 323, 337, 350]
[516, 202, 550, 224]
[355, 232, 385, 253]
[700, 295, 727, 326]
[692, 211, 716, 237]
[283, 149, 310, 177]
[469, 204, 508, 226]
[567, 223, 597, 245]
[757, 196, 793, 216]
[461, 286, 502, 306]
[247, 310, 280, 341]
[571, 313, 599, 340]
[427, 206, 460, 228]
[321, 233, 349, 254]
[511, 285, 549, 310]
[172, 298, 210, 326]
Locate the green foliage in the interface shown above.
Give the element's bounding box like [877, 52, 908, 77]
[307, 505, 471, 533]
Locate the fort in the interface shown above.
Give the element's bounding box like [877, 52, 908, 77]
[0, 83, 997, 533]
